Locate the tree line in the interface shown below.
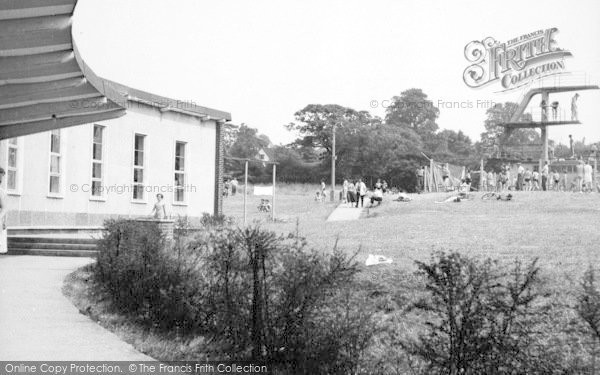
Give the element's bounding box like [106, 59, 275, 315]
[225, 89, 594, 191]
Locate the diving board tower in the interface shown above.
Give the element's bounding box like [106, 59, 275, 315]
[500, 76, 599, 164]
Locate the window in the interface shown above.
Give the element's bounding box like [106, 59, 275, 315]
[91, 125, 104, 197]
[49, 129, 61, 194]
[6, 138, 18, 191]
[132, 134, 145, 200]
[174, 141, 186, 202]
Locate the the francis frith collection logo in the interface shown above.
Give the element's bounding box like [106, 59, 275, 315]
[463, 27, 572, 91]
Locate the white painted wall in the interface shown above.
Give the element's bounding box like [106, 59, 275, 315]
[0, 104, 217, 226]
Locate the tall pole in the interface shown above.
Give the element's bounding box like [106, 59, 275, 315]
[479, 159, 484, 191]
[541, 91, 549, 164]
[271, 164, 276, 221]
[244, 160, 248, 226]
[330, 123, 336, 202]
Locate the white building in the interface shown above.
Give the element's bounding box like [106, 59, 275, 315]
[0, 1, 231, 228]
[0, 82, 230, 227]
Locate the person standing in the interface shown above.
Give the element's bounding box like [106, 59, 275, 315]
[223, 179, 230, 197]
[487, 170, 495, 192]
[442, 164, 450, 188]
[576, 160, 584, 192]
[524, 168, 532, 191]
[532, 169, 540, 191]
[0, 168, 7, 254]
[342, 178, 349, 204]
[320, 179, 327, 200]
[541, 161, 549, 191]
[551, 101, 559, 120]
[569, 134, 575, 158]
[416, 166, 425, 193]
[150, 193, 168, 219]
[230, 177, 238, 196]
[357, 178, 367, 208]
[583, 161, 593, 192]
[540, 99, 548, 122]
[516, 163, 524, 191]
[571, 93, 579, 121]
[347, 180, 356, 207]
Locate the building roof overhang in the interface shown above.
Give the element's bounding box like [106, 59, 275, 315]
[0, 0, 231, 139]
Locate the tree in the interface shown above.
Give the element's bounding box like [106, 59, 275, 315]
[228, 124, 270, 159]
[286, 104, 381, 170]
[385, 89, 439, 137]
[480, 102, 539, 148]
[225, 124, 272, 182]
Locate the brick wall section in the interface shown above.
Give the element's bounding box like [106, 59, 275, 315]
[214, 120, 224, 216]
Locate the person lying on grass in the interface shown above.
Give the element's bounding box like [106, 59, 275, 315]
[395, 190, 412, 202]
[435, 179, 470, 203]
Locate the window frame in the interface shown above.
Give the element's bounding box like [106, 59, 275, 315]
[131, 132, 147, 204]
[173, 140, 187, 205]
[47, 129, 64, 198]
[5, 137, 22, 195]
[90, 124, 107, 201]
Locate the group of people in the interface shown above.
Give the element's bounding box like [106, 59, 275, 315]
[539, 93, 579, 121]
[223, 177, 239, 197]
[482, 160, 595, 193]
[333, 178, 388, 208]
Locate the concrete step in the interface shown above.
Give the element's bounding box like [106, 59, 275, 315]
[7, 248, 97, 257]
[7, 226, 103, 238]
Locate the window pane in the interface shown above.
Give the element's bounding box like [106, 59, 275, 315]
[134, 150, 144, 166]
[133, 185, 144, 200]
[50, 155, 60, 173]
[176, 142, 185, 157]
[49, 176, 60, 193]
[175, 157, 185, 171]
[51, 130, 60, 153]
[175, 188, 184, 202]
[92, 163, 102, 179]
[93, 125, 103, 143]
[93, 143, 102, 160]
[7, 171, 16, 190]
[91, 181, 102, 196]
[8, 148, 17, 167]
[175, 173, 184, 187]
[134, 169, 144, 183]
[135, 135, 144, 151]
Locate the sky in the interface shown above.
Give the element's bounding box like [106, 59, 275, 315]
[73, 0, 600, 147]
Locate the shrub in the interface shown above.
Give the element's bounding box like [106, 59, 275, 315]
[94, 219, 167, 315]
[93, 218, 377, 373]
[573, 266, 600, 372]
[404, 251, 563, 375]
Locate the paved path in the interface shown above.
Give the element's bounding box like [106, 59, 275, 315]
[0, 255, 154, 360]
[326, 202, 365, 221]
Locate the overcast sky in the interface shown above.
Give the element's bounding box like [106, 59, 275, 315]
[73, 0, 600, 146]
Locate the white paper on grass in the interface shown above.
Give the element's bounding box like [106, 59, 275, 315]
[254, 186, 273, 195]
[365, 254, 393, 266]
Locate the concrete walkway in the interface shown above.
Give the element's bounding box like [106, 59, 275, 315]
[326, 202, 365, 221]
[0, 255, 154, 360]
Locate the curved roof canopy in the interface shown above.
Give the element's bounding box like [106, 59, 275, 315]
[0, 0, 128, 139]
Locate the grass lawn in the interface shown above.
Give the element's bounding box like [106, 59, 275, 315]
[224, 190, 600, 288]
[63, 188, 600, 365]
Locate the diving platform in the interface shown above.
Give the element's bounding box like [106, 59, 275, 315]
[509, 84, 599, 123]
[502, 120, 581, 129]
[498, 78, 599, 165]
